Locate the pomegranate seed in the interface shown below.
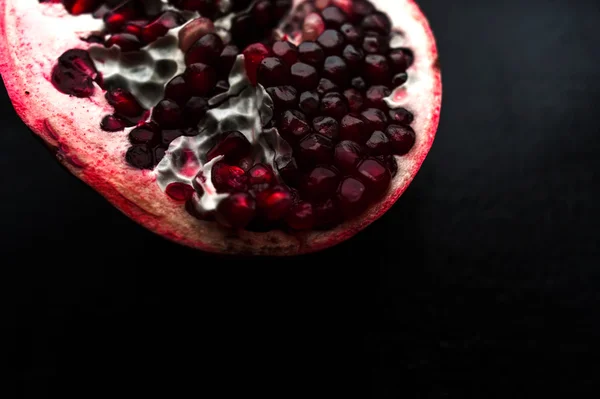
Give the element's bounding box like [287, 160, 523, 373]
[362, 33, 389, 54]
[361, 11, 391, 36]
[256, 185, 293, 221]
[351, 76, 367, 90]
[360, 108, 388, 135]
[297, 133, 334, 168]
[321, 6, 348, 29]
[298, 42, 325, 66]
[342, 44, 364, 71]
[257, 57, 290, 88]
[141, 11, 184, 44]
[340, 23, 362, 44]
[388, 108, 414, 125]
[184, 63, 217, 96]
[389, 48, 414, 73]
[161, 129, 184, 146]
[276, 155, 300, 186]
[303, 12, 325, 41]
[164, 75, 191, 105]
[365, 130, 391, 155]
[320, 92, 348, 120]
[356, 157, 391, 199]
[290, 62, 319, 91]
[103, 1, 143, 32]
[322, 55, 349, 85]
[365, 85, 391, 109]
[312, 116, 339, 140]
[343, 88, 364, 112]
[211, 162, 248, 193]
[364, 54, 391, 85]
[350, 0, 375, 24]
[266, 86, 298, 113]
[165, 182, 195, 201]
[123, 20, 147, 37]
[247, 163, 275, 186]
[126, 145, 153, 169]
[299, 91, 320, 115]
[334, 140, 363, 173]
[272, 41, 298, 66]
[336, 177, 368, 217]
[242, 43, 271, 85]
[152, 99, 183, 129]
[278, 110, 311, 142]
[183, 96, 208, 127]
[285, 202, 315, 230]
[178, 17, 215, 53]
[386, 124, 416, 155]
[301, 166, 340, 201]
[216, 192, 256, 229]
[105, 33, 142, 52]
[314, 198, 342, 228]
[185, 33, 224, 67]
[317, 29, 345, 56]
[253, 0, 273, 25]
[105, 88, 144, 118]
[100, 114, 127, 132]
[381, 155, 398, 177]
[392, 73, 408, 87]
[51, 49, 99, 97]
[317, 78, 339, 96]
[129, 125, 158, 146]
[339, 113, 367, 142]
[219, 45, 240, 78]
[63, 0, 103, 15]
[206, 131, 251, 163]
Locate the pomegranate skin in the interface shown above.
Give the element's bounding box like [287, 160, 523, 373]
[0, 0, 442, 255]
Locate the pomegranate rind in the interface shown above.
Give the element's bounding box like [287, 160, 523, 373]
[0, 0, 441, 255]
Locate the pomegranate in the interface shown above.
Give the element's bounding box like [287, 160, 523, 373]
[0, 0, 441, 255]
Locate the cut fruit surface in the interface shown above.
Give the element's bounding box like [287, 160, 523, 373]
[0, 0, 441, 255]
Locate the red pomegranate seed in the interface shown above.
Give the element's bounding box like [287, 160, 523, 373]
[320, 92, 348, 120]
[389, 48, 414, 73]
[247, 163, 275, 186]
[253, 0, 273, 25]
[339, 113, 367, 142]
[297, 133, 334, 168]
[100, 114, 127, 132]
[219, 45, 240, 78]
[278, 109, 311, 142]
[256, 185, 293, 221]
[272, 41, 298, 66]
[211, 162, 248, 193]
[285, 202, 315, 230]
[216, 192, 256, 229]
[343, 88, 364, 112]
[350, 0, 375, 24]
[105, 33, 142, 52]
[317, 29, 345, 56]
[185, 33, 224, 67]
[178, 17, 215, 52]
[266, 86, 298, 112]
[105, 88, 144, 118]
[356, 157, 391, 199]
[301, 166, 340, 201]
[303, 12, 325, 41]
[141, 11, 184, 44]
[361, 11, 392, 35]
[242, 43, 271, 85]
[299, 91, 320, 115]
[312, 116, 339, 140]
[165, 182, 195, 201]
[351, 76, 367, 90]
[182, 96, 208, 127]
[122, 20, 147, 37]
[63, 0, 103, 16]
[388, 108, 414, 125]
[161, 129, 185, 146]
[365, 130, 391, 155]
[276, 155, 300, 186]
[129, 125, 158, 146]
[360, 107, 388, 135]
[386, 124, 416, 155]
[322, 55, 349, 85]
[362, 33, 389, 54]
[299, 42, 326, 67]
[126, 145, 153, 169]
[164, 75, 191, 105]
[334, 140, 363, 173]
[184, 63, 217, 96]
[342, 44, 364, 71]
[257, 57, 290, 88]
[51, 49, 99, 97]
[317, 78, 339, 96]
[152, 99, 182, 129]
[364, 54, 391, 85]
[337, 177, 368, 217]
[392, 73, 408, 87]
[365, 85, 391, 109]
[321, 6, 348, 29]
[290, 62, 319, 91]
[314, 198, 342, 228]
[206, 131, 251, 163]
[340, 23, 362, 44]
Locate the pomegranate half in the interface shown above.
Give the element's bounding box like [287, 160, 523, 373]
[0, 0, 441, 255]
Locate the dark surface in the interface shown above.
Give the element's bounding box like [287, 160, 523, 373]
[2, 0, 600, 397]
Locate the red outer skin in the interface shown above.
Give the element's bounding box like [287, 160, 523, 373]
[0, 0, 441, 256]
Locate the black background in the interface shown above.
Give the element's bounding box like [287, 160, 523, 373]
[2, 0, 600, 397]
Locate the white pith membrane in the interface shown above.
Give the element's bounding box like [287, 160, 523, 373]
[0, 0, 442, 255]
